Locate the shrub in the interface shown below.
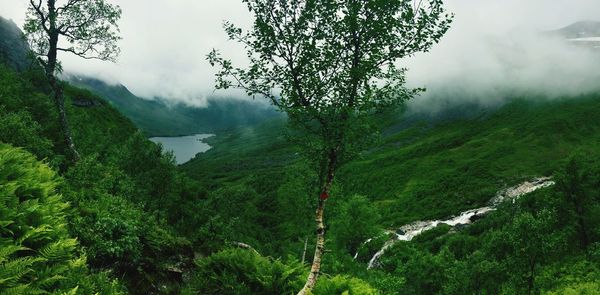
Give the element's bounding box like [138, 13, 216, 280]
[331, 195, 382, 256]
[0, 107, 53, 159]
[546, 282, 600, 295]
[312, 275, 379, 295]
[183, 248, 305, 295]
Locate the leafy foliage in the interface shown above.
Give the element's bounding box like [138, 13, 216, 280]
[210, 1, 452, 291]
[0, 107, 53, 160]
[312, 275, 378, 295]
[0, 52, 196, 294]
[185, 95, 600, 294]
[183, 248, 305, 295]
[210, 0, 453, 171]
[24, 0, 122, 63]
[330, 195, 381, 255]
[0, 144, 124, 294]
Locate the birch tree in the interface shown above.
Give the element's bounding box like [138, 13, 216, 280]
[24, 0, 121, 162]
[208, 0, 452, 293]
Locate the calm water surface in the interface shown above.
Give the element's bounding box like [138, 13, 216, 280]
[150, 134, 214, 164]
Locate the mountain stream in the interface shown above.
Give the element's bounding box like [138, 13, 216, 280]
[363, 177, 556, 269]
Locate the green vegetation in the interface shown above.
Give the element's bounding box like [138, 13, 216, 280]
[25, 0, 123, 161]
[68, 75, 281, 137]
[209, 0, 452, 291]
[0, 60, 201, 293]
[187, 96, 600, 226]
[0, 144, 124, 294]
[2, 4, 600, 294]
[183, 94, 600, 294]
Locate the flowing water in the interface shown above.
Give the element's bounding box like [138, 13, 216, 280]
[364, 177, 555, 269]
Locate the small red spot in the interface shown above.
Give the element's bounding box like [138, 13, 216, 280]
[320, 192, 329, 200]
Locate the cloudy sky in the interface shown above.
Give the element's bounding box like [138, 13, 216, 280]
[1, 0, 600, 107]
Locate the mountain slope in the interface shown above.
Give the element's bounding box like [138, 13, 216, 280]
[0, 19, 199, 293]
[0, 16, 32, 71]
[184, 95, 600, 226]
[180, 93, 600, 294]
[66, 75, 282, 136]
[551, 20, 600, 39]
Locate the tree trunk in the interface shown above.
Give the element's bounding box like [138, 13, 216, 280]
[48, 75, 80, 163]
[45, 2, 80, 163]
[297, 198, 326, 295]
[298, 151, 337, 295]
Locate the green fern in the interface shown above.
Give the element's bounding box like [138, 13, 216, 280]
[0, 245, 26, 264]
[0, 284, 38, 295]
[38, 239, 77, 263]
[0, 145, 123, 294]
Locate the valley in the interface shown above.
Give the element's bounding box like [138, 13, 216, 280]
[1, 2, 600, 295]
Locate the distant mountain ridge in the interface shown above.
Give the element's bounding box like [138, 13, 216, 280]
[550, 20, 600, 39]
[65, 75, 282, 136]
[0, 15, 280, 137]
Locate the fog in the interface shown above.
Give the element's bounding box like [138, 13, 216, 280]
[1, 0, 599, 109]
[405, 0, 600, 114]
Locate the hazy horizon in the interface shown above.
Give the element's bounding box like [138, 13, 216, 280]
[2, 0, 600, 108]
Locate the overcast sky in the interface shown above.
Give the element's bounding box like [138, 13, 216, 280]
[2, 0, 600, 108]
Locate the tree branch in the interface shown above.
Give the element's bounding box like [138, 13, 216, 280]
[29, 0, 50, 33]
[57, 47, 105, 60]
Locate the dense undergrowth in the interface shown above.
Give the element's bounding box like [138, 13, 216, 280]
[0, 62, 238, 293]
[0, 56, 377, 293]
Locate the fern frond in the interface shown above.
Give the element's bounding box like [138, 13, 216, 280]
[59, 286, 79, 295]
[0, 257, 42, 287]
[38, 239, 77, 263]
[0, 245, 27, 264]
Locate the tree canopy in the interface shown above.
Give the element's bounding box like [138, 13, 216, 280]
[25, 0, 121, 66]
[209, 0, 453, 293]
[209, 0, 453, 167]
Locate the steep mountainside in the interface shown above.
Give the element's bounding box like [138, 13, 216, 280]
[0, 18, 201, 293]
[0, 16, 32, 71]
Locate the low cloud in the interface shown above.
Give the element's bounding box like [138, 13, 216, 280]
[2, 0, 600, 109]
[404, 0, 600, 114]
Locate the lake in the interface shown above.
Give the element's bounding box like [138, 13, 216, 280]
[149, 134, 214, 164]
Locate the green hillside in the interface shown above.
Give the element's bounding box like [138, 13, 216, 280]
[185, 95, 600, 226]
[0, 58, 205, 293]
[182, 94, 600, 293]
[0, 16, 32, 71]
[67, 75, 281, 136]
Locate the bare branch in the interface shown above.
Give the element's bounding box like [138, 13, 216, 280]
[56, 47, 106, 60]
